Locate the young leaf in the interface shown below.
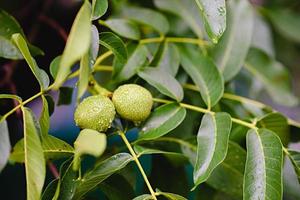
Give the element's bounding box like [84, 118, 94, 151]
[101, 19, 141, 40]
[138, 67, 184, 101]
[245, 48, 298, 106]
[73, 153, 133, 199]
[257, 112, 289, 146]
[53, 1, 91, 89]
[0, 9, 43, 59]
[22, 107, 46, 200]
[0, 120, 11, 172]
[92, 0, 108, 20]
[179, 46, 224, 108]
[154, 0, 204, 38]
[114, 44, 148, 82]
[244, 129, 283, 200]
[58, 87, 73, 106]
[50, 56, 61, 79]
[213, 0, 254, 81]
[206, 142, 246, 199]
[12, 33, 49, 90]
[285, 150, 300, 184]
[157, 43, 180, 76]
[193, 0, 226, 43]
[266, 9, 300, 43]
[156, 190, 187, 200]
[138, 103, 186, 141]
[99, 32, 127, 65]
[193, 112, 232, 188]
[122, 7, 169, 34]
[73, 129, 107, 170]
[133, 194, 153, 200]
[39, 95, 50, 137]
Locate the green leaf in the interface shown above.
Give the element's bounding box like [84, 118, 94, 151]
[92, 0, 108, 20]
[9, 138, 24, 163]
[77, 25, 99, 99]
[213, 0, 254, 81]
[0, 9, 43, 59]
[12, 33, 49, 90]
[138, 103, 186, 141]
[122, 7, 169, 34]
[102, 19, 141, 40]
[73, 129, 107, 170]
[134, 145, 185, 158]
[41, 179, 59, 200]
[54, 158, 78, 200]
[257, 112, 289, 146]
[99, 174, 135, 200]
[99, 32, 127, 66]
[78, 52, 91, 100]
[193, 112, 231, 188]
[244, 128, 283, 200]
[154, 0, 204, 38]
[193, 0, 226, 43]
[0, 120, 10, 172]
[58, 87, 73, 106]
[49, 55, 61, 79]
[266, 8, 300, 43]
[53, 1, 91, 89]
[39, 95, 50, 137]
[285, 150, 300, 184]
[206, 142, 246, 199]
[10, 135, 74, 162]
[73, 153, 133, 199]
[133, 194, 153, 200]
[245, 48, 298, 106]
[251, 12, 275, 57]
[179, 45, 224, 108]
[22, 107, 46, 200]
[114, 44, 148, 82]
[138, 67, 184, 101]
[156, 189, 187, 200]
[42, 135, 74, 160]
[157, 43, 180, 76]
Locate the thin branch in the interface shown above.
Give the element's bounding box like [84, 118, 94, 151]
[119, 131, 157, 200]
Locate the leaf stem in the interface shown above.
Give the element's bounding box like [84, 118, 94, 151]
[1, 84, 54, 122]
[183, 83, 300, 128]
[94, 51, 113, 66]
[152, 98, 257, 130]
[119, 131, 157, 200]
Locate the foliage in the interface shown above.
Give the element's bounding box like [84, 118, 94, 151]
[1, 0, 300, 199]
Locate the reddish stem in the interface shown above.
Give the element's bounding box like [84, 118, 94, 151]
[38, 14, 68, 42]
[47, 161, 60, 179]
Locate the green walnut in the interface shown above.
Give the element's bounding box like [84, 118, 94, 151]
[74, 95, 116, 132]
[112, 84, 153, 122]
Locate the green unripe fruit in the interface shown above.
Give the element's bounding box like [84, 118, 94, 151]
[112, 84, 153, 122]
[74, 95, 116, 132]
